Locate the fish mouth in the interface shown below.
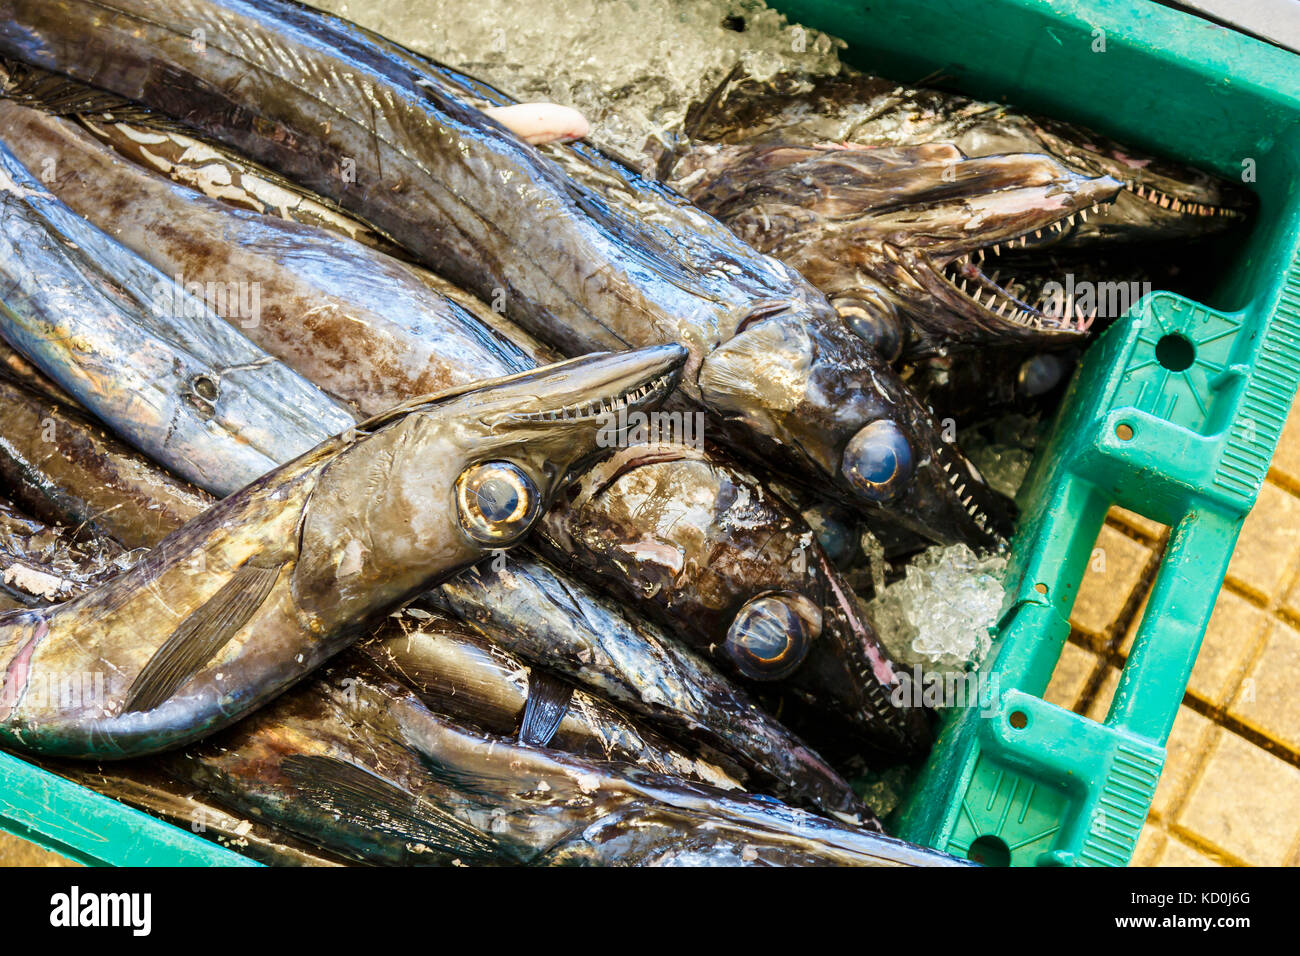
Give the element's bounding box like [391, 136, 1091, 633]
[928, 196, 1117, 337]
[1118, 179, 1244, 220]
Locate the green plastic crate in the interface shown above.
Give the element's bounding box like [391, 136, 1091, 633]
[3, 0, 1299, 866]
[772, 0, 1300, 865]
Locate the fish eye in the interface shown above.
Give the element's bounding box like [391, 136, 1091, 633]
[724, 591, 821, 681]
[832, 292, 905, 363]
[841, 420, 915, 503]
[1017, 353, 1068, 396]
[454, 460, 540, 546]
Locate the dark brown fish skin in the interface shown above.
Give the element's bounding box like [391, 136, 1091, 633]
[362, 609, 744, 790]
[536, 441, 931, 756]
[0, 374, 214, 550]
[433, 552, 872, 822]
[0, 0, 1011, 552]
[672, 140, 1121, 360]
[41, 758, 349, 866]
[0, 346, 686, 758]
[167, 660, 965, 866]
[676, 70, 1252, 246]
[0, 497, 135, 606]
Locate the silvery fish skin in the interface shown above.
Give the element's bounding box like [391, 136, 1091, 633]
[363, 609, 743, 790]
[0, 100, 538, 419]
[0, 346, 686, 758]
[677, 70, 1252, 246]
[0, 0, 1011, 551]
[0, 140, 357, 498]
[672, 141, 1121, 360]
[3, 102, 922, 758]
[44, 758, 349, 866]
[536, 441, 930, 755]
[169, 660, 964, 866]
[0, 497, 133, 606]
[432, 553, 869, 821]
[0, 373, 213, 550]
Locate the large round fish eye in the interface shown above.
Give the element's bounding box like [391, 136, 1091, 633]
[724, 591, 822, 681]
[832, 292, 905, 363]
[454, 460, 540, 546]
[842, 420, 915, 503]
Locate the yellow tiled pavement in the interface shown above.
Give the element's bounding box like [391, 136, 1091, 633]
[1055, 419, 1300, 867]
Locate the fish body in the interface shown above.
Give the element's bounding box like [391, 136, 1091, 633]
[0, 99, 537, 418]
[0, 138, 356, 496]
[171, 661, 965, 866]
[364, 609, 743, 790]
[0, 374, 213, 549]
[0, 346, 685, 757]
[432, 552, 868, 820]
[0, 0, 1010, 550]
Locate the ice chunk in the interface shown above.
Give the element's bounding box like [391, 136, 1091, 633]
[309, 0, 844, 163]
[866, 543, 1006, 671]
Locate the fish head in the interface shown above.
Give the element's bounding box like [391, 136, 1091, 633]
[678, 142, 1122, 358]
[293, 345, 685, 616]
[697, 293, 1014, 551]
[961, 116, 1253, 244]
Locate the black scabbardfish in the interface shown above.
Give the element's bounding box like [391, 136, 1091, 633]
[166, 659, 966, 866]
[0, 0, 1012, 550]
[0, 346, 685, 758]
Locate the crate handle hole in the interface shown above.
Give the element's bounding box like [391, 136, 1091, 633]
[1009, 710, 1029, 729]
[968, 834, 1011, 867]
[1116, 422, 1134, 441]
[1155, 333, 1195, 372]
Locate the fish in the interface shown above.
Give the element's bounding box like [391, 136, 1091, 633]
[536, 441, 931, 755]
[671, 141, 1121, 359]
[166, 658, 965, 866]
[0, 0, 1014, 550]
[42, 758, 350, 866]
[0, 345, 686, 758]
[363, 608, 744, 790]
[676, 69, 1252, 246]
[0, 373, 214, 550]
[0, 497, 134, 606]
[431, 552, 870, 820]
[0, 137, 357, 497]
[0, 95, 924, 759]
[0, 97, 542, 419]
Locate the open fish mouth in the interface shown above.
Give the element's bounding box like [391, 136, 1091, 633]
[1118, 179, 1245, 220]
[934, 199, 1116, 335]
[510, 371, 679, 423]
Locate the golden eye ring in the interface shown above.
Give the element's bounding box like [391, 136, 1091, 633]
[454, 460, 540, 547]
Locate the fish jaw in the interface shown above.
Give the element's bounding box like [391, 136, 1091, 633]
[697, 308, 1012, 550]
[678, 142, 1121, 358]
[293, 345, 686, 619]
[995, 117, 1253, 244]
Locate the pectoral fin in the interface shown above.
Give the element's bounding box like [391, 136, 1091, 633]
[281, 754, 504, 864]
[518, 670, 574, 747]
[122, 559, 283, 714]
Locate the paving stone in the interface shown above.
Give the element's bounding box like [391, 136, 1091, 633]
[1267, 408, 1300, 489]
[1107, 507, 1168, 542]
[1120, 587, 1269, 706]
[1070, 525, 1152, 638]
[1132, 823, 1165, 866]
[1178, 729, 1300, 866]
[1229, 619, 1300, 751]
[1084, 665, 1121, 723]
[1044, 641, 1099, 711]
[0, 830, 79, 867]
[1150, 706, 1216, 818]
[1225, 482, 1300, 601]
[1158, 835, 1223, 867]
